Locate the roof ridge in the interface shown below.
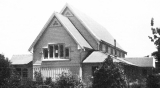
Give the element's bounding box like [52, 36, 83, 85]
[60, 4, 125, 51]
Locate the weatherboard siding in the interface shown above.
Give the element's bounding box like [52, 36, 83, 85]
[82, 63, 100, 83]
[33, 66, 80, 80]
[33, 25, 82, 64]
[32, 22, 88, 79]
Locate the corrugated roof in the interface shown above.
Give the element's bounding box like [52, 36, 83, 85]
[55, 13, 92, 49]
[83, 51, 135, 65]
[28, 12, 92, 51]
[124, 57, 155, 67]
[83, 51, 108, 63]
[11, 54, 32, 65]
[61, 4, 123, 50]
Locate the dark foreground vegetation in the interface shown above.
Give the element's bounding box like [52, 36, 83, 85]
[1, 54, 160, 88]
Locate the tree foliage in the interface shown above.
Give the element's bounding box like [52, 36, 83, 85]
[146, 74, 160, 88]
[148, 18, 160, 61]
[0, 54, 21, 87]
[0, 54, 11, 86]
[92, 55, 127, 88]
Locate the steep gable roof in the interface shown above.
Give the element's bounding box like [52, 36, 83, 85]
[61, 4, 124, 51]
[28, 12, 92, 51]
[56, 13, 92, 49]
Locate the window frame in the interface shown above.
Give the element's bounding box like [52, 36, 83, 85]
[101, 44, 106, 52]
[65, 47, 70, 59]
[43, 48, 48, 59]
[42, 43, 70, 60]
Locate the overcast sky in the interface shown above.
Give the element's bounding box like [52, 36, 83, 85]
[0, 0, 160, 59]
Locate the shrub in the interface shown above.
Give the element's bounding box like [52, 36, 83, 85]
[55, 71, 83, 88]
[146, 74, 160, 88]
[45, 77, 52, 85]
[34, 71, 43, 85]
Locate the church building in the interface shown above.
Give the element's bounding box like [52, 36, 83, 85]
[27, 4, 127, 82]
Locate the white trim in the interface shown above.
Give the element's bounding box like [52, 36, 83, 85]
[42, 58, 70, 61]
[28, 12, 56, 51]
[33, 64, 41, 66]
[60, 4, 100, 43]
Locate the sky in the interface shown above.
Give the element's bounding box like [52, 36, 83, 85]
[0, 0, 160, 59]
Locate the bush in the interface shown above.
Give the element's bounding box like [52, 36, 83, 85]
[45, 77, 52, 85]
[128, 79, 146, 88]
[55, 71, 83, 88]
[34, 71, 43, 85]
[146, 74, 160, 88]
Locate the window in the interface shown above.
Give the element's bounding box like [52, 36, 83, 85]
[22, 68, 28, 77]
[108, 47, 111, 54]
[16, 68, 21, 76]
[113, 49, 115, 55]
[59, 45, 64, 57]
[111, 48, 113, 55]
[54, 45, 59, 58]
[43, 44, 69, 59]
[49, 45, 53, 58]
[43, 48, 48, 59]
[119, 51, 121, 57]
[121, 53, 125, 58]
[65, 47, 69, 58]
[102, 44, 106, 52]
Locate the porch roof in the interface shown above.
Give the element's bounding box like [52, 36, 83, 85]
[11, 54, 32, 65]
[123, 57, 155, 68]
[83, 51, 135, 65]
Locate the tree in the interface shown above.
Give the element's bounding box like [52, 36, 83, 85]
[148, 18, 160, 61]
[92, 55, 127, 88]
[0, 54, 11, 86]
[146, 74, 160, 88]
[0, 54, 21, 87]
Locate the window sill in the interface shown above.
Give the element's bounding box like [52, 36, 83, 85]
[42, 58, 70, 62]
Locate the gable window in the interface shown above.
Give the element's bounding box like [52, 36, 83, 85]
[59, 44, 64, 58]
[54, 45, 59, 58]
[43, 48, 48, 59]
[49, 45, 53, 58]
[65, 47, 70, 58]
[43, 44, 70, 59]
